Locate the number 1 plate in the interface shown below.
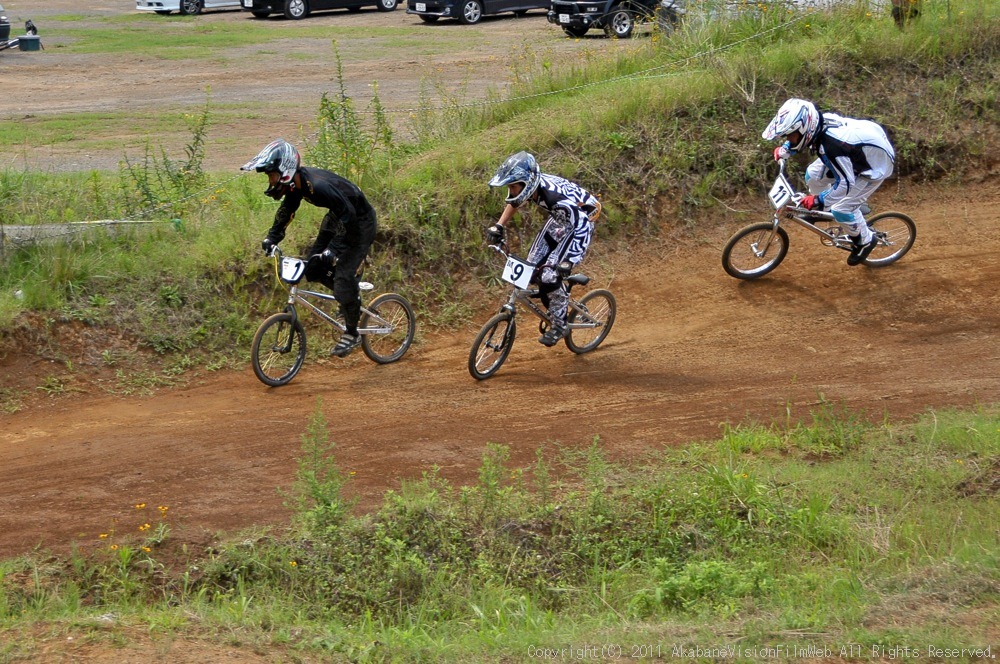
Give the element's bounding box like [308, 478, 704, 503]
[501, 256, 534, 288]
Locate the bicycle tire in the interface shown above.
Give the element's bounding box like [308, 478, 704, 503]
[863, 211, 916, 267]
[722, 222, 790, 280]
[251, 312, 307, 387]
[468, 312, 516, 380]
[360, 293, 416, 364]
[565, 289, 616, 354]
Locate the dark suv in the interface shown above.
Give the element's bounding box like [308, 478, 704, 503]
[407, 0, 547, 24]
[548, 0, 679, 37]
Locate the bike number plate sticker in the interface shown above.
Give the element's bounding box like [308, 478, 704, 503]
[559, 13, 569, 22]
[416, 2, 426, 9]
[502, 256, 533, 289]
[768, 177, 792, 209]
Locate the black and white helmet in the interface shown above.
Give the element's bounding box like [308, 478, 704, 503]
[241, 139, 300, 184]
[489, 151, 541, 207]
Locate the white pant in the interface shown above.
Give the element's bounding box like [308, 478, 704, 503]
[805, 159, 888, 244]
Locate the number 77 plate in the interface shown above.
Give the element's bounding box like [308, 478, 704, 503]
[501, 256, 534, 289]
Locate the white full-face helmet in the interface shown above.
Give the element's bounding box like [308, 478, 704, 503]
[762, 98, 820, 152]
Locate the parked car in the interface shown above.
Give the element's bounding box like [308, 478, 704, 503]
[0, 3, 10, 41]
[548, 0, 679, 37]
[243, 0, 399, 19]
[406, 0, 547, 25]
[136, 0, 242, 15]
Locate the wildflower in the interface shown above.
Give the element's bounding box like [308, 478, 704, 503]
[289, 561, 298, 567]
[142, 547, 151, 553]
[110, 544, 119, 550]
[99, 533, 109, 539]
[135, 503, 146, 509]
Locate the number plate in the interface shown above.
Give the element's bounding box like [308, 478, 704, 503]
[558, 13, 570, 22]
[501, 256, 534, 289]
[768, 176, 792, 209]
[242, 0, 252, 7]
[416, 2, 426, 10]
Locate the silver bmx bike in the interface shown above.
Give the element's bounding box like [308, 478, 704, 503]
[721, 158, 917, 280]
[468, 242, 617, 380]
[251, 247, 416, 387]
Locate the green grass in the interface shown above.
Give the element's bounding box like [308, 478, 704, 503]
[0, 403, 996, 660]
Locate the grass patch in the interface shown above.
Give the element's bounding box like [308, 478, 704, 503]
[0, 403, 996, 659]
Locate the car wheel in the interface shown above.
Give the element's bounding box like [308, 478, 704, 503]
[419, 14, 439, 21]
[179, 0, 203, 15]
[251, 9, 272, 16]
[284, 0, 308, 19]
[562, 25, 588, 37]
[458, 0, 482, 24]
[604, 7, 634, 38]
[376, 0, 398, 11]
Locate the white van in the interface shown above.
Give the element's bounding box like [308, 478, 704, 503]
[136, 0, 241, 15]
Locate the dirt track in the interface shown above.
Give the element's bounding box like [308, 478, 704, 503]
[3, 179, 1000, 558]
[2, 1, 1000, 561]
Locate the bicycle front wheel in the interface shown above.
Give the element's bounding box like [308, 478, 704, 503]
[468, 312, 516, 380]
[251, 312, 307, 387]
[721, 222, 790, 280]
[360, 293, 416, 364]
[863, 212, 916, 267]
[566, 289, 616, 354]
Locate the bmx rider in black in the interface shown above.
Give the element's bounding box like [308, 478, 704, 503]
[242, 139, 378, 357]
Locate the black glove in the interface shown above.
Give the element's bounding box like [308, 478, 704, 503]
[306, 249, 336, 274]
[261, 238, 276, 256]
[486, 224, 505, 244]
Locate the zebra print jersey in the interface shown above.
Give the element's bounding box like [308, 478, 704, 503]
[533, 174, 600, 225]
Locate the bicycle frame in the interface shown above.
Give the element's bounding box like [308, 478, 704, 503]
[757, 159, 858, 254]
[489, 244, 603, 332]
[270, 251, 396, 336]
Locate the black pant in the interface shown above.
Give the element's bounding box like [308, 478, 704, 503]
[305, 210, 377, 335]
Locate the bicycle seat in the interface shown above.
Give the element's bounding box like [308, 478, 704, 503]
[566, 274, 590, 287]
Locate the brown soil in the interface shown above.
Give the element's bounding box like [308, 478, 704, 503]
[1, 0, 641, 172]
[2, 5, 1000, 660]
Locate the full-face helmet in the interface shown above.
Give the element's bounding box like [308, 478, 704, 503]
[762, 99, 820, 152]
[241, 139, 301, 199]
[489, 151, 541, 208]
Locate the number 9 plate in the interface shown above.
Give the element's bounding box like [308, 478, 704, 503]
[501, 256, 534, 288]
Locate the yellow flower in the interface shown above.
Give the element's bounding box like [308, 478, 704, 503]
[135, 503, 146, 509]
[99, 533, 109, 539]
[110, 544, 119, 550]
[142, 547, 151, 552]
[289, 561, 298, 567]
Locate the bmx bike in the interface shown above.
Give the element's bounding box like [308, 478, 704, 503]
[468, 242, 617, 380]
[721, 158, 916, 280]
[251, 247, 416, 387]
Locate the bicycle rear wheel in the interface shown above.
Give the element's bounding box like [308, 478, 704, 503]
[565, 289, 616, 354]
[251, 312, 307, 387]
[361, 293, 416, 364]
[468, 312, 516, 380]
[721, 222, 790, 280]
[863, 212, 916, 266]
